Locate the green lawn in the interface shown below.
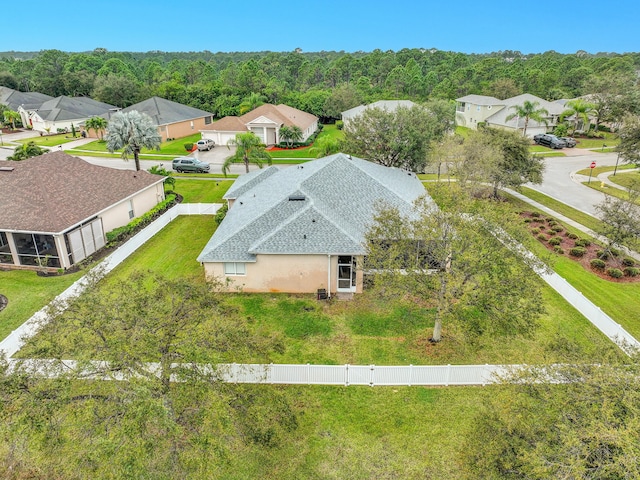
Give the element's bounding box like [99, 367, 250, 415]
[607, 171, 640, 189]
[67, 133, 202, 157]
[267, 124, 343, 159]
[575, 132, 619, 149]
[0, 269, 84, 340]
[15, 133, 81, 147]
[576, 163, 635, 177]
[174, 179, 233, 203]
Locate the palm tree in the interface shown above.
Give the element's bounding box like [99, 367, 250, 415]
[223, 132, 272, 175]
[7, 141, 48, 160]
[560, 99, 597, 134]
[85, 116, 108, 140]
[238, 93, 266, 115]
[278, 125, 304, 148]
[105, 111, 162, 171]
[3, 109, 20, 130]
[505, 100, 549, 137]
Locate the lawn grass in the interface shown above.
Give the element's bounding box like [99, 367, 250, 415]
[173, 172, 239, 179]
[517, 186, 603, 232]
[576, 163, 635, 177]
[582, 181, 630, 200]
[15, 133, 80, 147]
[174, 178, 233, 203]
[0, 269, 84, 341]
[575, 132, 619, 149]
[267, 124, 343, 159]
[67, 133, 203, 157]
[607, 170, 640, 189]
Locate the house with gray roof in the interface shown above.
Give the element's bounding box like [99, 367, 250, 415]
[341, 100, 417, 124]
[455, 93, 565, 137]
[201, 104, 318, 146]
[0, 86, 53, 127]
[20, 95, 117, 135]
[197, 153, 428, 295]
[120, 96, 214, 142]
[0, 152, 165, 271]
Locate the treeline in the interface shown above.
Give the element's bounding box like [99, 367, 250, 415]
[1, 48, 639, 120]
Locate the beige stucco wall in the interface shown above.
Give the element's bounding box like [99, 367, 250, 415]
[457, 102, 505, 130]
[160, 117, 212, 141]
[203, 254, 364, 294]
[100, 183, 165, 233]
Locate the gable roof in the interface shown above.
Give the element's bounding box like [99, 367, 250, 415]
[122, 96, 213, 126]
[205, 103, 318, 133]
[0, 152, 164, 233]
[33, 95, 117, 122]
[197, 153, 429, 263]
[485, 93, 565, 129]
[341, 100, 417, 120]
[455, 94, 502, 105]
[0, 86, 52, 111]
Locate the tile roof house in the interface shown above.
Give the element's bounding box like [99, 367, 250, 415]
[0, 152, 165, 271]
[19, 95, 117, 135]
[197, 153, 428, 295]
[119, 96, 215, 142]
[455, 93, 565, 138]
[341, 100, 417, 124]
[201, 104, 318, 146]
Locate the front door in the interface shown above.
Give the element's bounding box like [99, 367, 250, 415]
[337, 256, 356, 292]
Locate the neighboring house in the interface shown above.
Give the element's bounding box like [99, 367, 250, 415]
[0, 152, 165, 271]
[455, 93, 565, 138]
[197, 153, 428, 295]
[201, 104, 318, 146]
[341, 100, 417, 124]
[0, 86, 53, 127]
[119, 96, 215, 142]
[20, 95, 117, 134]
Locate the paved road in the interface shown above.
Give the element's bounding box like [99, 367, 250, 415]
[526, 150, 620, 217]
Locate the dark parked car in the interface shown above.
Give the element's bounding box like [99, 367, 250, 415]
[533, 134, 566, 149]
[172, 157, 210, 173]
[560, 137, 577, 148]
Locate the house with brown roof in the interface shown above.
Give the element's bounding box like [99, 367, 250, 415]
[201, 104, 318, 146]
[0, 152, 165, 271]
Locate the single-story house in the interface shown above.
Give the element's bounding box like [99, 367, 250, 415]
[0, 152, 165, 271]
[19, 95, 118, 134]
[201, 104, 318, 146]
[341, 100, 417, 124]
[0, 86, 53, 127]
[119, 96, 215, 142]
[197, 152, 428, 295]
[455, 93, 565, 138]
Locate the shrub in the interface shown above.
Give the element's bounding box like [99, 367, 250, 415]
[547, 219, 557, 226]
[214, 202, 228, 225]
[574, 238, 591, 247]
[523, 218, 532, 223]
[551, 225, 564, 233]
[548, 236, 562, 246]
[531, 228, 540, 235]
[607, 268, 623, 278]
[566, 232, 578, 239]
[597, 250, 609, 260]
[184, 143, 194, 151]
[537, 233, 548, 241]
[610, 248, 621, 257]
[569, 247, 586, 257]
[622, 257, 636, 267]
[590, 259, 606, 270]
[553, 246, 565, 255]
[624, 267, 639, 277]
[106, 194, 177, 243]
[336, 120, 344, 130]
[530, 212, 541, 218]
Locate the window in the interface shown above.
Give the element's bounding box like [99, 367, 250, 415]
[224, 262, 246, 276]
[0, 232, 12, 264]
[13, 232, 60, 268]
[456, 102, 466, 113]
[204, 116, 212, 125]
[128, 200, 135, 219]
[476, 106, 481, 111]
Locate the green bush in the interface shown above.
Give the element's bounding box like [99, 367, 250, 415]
[607, 268, 623, 278]
[335, 120, 344, 130]
[569, 247, 586, 257]
[531, 228, 540, 235]
[184, 143, 194, 151]
[547, 219, 557, 226]
[622, 257, 636, 267]
[523, 218, 532, 223]
[553, 246, 564, 255]
[597, 250, 609, 260]
[574, 238, 591, 247]
[551, 225, 564, 233]
[214, 202, 228, 225]
[610, 248, 621, 257]
[624, 267, 639, 277]
[566, 232, 578, 239]
[590, 259, 606, 270]
[106, 194, 177, 243]
[548, 236, 562, 246]
[537, 233, 548, 241]
[530, 212, 540, 218]
[553, 123, 569, 137]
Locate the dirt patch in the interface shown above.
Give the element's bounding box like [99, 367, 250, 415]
[521, 212, 640, 283]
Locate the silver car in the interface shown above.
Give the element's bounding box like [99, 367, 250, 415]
[196, 138, 215, 151]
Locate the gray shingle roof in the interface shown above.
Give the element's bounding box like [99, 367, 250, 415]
[0, 86, 52, 110]
[35, 96, 117, 121]
[197, 153, 429, 263]
[122, 96, 213, 126]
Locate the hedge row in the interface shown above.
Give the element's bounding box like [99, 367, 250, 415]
[106, 194, 177, 243]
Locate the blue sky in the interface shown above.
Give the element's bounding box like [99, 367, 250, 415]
[3, 0, 639, 54]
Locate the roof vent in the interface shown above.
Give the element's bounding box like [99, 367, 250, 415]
[288, 195, 306, 201]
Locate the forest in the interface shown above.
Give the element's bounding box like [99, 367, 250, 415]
[1, 48, 639, 121]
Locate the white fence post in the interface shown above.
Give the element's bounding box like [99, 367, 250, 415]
[370, 364, 375, 387]
[345, 364, 349, 386]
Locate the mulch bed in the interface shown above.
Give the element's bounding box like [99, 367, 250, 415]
[266, 145, 309, 151]
[521, 212, 640, 283]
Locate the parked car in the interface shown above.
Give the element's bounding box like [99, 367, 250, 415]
[172, 157, 210, 173]
[533, 134, 566, 149]
[196, 138, 215, 151]
[560, 137, 577, 148]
